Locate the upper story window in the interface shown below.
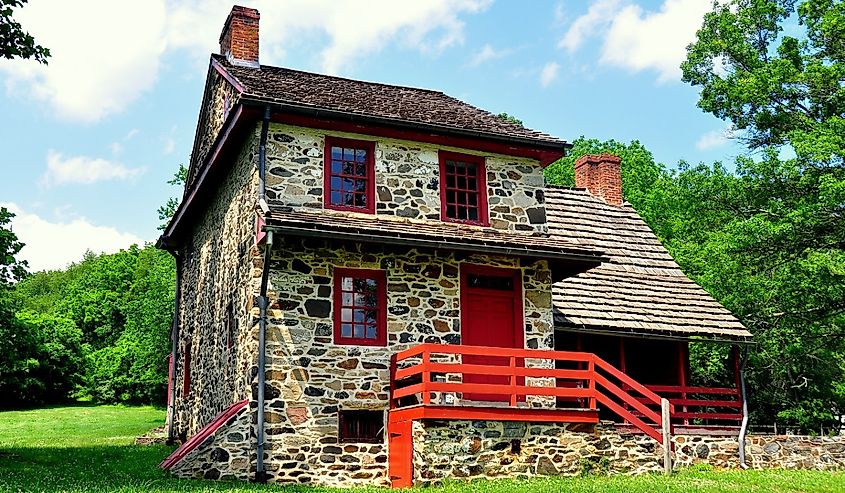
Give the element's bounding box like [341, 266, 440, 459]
[439, 151, 488, 226]
[333, 268, 387, 346]
[324, 137, 376, 214]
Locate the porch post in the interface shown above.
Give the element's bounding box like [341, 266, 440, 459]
[661, 398, 673, 474]
[679, 342, 689, 425]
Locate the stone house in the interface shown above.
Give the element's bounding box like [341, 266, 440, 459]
[158, 6, 758, 488]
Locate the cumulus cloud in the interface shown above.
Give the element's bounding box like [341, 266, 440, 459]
[467, 43, 511, 67]
[0, 0, 167, 122]
[560, 0, 711, 82]
[40, 150, 145, 188]
[1, 0, 490, 121]
[2, 203, 142, 272]
[696, 126, 733, 150]
[539, 62, 560, 88]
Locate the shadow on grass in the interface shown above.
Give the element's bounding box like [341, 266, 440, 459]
[0, 445, 329, 492]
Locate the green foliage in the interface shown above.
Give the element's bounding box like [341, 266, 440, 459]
[0, 0, 49, 63]
[496, 112, 523, 126]
[15, 245, 175, 405]
[157, 163, 187, 230]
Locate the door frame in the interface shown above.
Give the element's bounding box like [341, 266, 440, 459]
[459, 263, 524, 350]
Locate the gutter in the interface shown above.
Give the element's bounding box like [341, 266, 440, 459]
[555, 325, 755, 346]
[738, 345, 751, 468]
[254, 230, 273, 483]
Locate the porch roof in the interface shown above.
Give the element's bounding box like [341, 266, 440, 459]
[263, 208, 606, 273]
[545, 187, 752, 341]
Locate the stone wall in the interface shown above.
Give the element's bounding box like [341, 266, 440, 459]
[263, 124, 548, 233]
[256, 236, 554, 486]
[172, 128, 260, 439]
[412, 420, 845, 485]
[170, 404, 254, 481]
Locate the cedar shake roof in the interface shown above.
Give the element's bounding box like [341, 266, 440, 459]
[545, 187, 751, 340]
[214, 54, 566, 147]
[264, 208, 604, 266]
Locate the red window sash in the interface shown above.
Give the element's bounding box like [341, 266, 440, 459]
[324, 137, 376, 214]
[333, 267, 388, 346]
[439, 150, 489, 226]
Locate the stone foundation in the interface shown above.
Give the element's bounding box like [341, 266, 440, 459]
[170, 405, 254, 481]
[412, 419, 845, 485]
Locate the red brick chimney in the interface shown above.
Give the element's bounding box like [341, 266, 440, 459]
[574, 154, 624, 206]
[219, 6, 260, 67]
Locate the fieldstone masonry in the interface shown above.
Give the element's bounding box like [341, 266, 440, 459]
[264, 124, 549, 233]
[169, 405, 254, 481]
[413, 419, 845, 485]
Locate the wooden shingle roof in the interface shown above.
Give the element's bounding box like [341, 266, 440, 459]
[546, 186, 751, 340]
[214, 54, 566, 147]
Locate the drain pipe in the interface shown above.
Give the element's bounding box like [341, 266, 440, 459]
[258, 105, 270, 214]
[166, 251, 182, 445]
[254, 230, 273, 483]
[738, 345, 750, 469]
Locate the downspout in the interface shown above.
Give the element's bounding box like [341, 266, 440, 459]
[258, 105, 271, 214]
[254, 230, 273, 483]
[738, 345, 750, 469]
[166, 251, 182, 445]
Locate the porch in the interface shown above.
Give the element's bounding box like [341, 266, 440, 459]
[387, 343, 744, 487]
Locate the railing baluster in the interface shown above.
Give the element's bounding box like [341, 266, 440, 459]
[509, 355, 517, 407]
[422, 349, 431, 405]
[587, 357, 596, 410]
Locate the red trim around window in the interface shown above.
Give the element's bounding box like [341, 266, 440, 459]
[333, 267, 388, 346]
[439, 151, 489, 226]
[324, 137, 376, 214]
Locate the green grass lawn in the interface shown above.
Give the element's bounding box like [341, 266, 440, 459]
[0, 404, 844, 492]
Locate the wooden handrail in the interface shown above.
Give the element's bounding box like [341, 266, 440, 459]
[391, 344, 676, 444]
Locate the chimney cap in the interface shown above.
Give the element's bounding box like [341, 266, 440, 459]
[219, 6, 260, 43]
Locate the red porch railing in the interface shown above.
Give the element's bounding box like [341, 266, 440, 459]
[646, 385, 743, 424]
[389, 343, 672, 444]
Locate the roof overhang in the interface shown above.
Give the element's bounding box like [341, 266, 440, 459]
[554, 324, 754, 344]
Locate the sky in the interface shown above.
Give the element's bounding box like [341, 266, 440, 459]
[0, 0, 746, 272]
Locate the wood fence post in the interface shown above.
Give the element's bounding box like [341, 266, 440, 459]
[661, 397, 673, 475]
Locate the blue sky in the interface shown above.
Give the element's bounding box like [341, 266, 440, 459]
[0, 0, 743, 272]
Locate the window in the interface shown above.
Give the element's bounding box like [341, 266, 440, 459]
[339, 410, 384, 443]
[440, 151, 488, 225]
[333, 268, 387, 346]
[182, 340, 192, 397]
[324, 137, 376, 213]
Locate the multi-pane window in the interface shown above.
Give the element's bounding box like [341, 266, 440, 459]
[333, 268, 387, 346]
[440, 151, 488, 225]
[324, 137, 375, 213]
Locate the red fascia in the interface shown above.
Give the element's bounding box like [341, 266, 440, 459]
[270, 112, 565, 166]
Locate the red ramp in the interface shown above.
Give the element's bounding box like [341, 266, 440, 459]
[160, 399, 249, 470]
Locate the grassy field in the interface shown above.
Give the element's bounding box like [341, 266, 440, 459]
[1, 405, 844, 492]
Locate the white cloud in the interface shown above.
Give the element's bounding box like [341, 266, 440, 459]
[2, 203, 142, 272]
[558, 0, 620, 52]
[540, 62, 560, 88]
[1, 1, 489, 122]
[696, 126, 733, 150]
[40, 150, 145, 188]
[560, 0, 711, 82]
[0, 0, 167, 122]
[467, 43, 510, 67]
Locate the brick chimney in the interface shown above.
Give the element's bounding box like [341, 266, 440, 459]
[219, 6, 260, 67]
[574, 154, 624, 206]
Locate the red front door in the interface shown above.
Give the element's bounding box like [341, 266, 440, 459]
[460, 265, 524, 401]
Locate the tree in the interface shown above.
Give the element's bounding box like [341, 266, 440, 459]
[681, 0, 845, 429]
[157, 164, 187, 230]
[496, 112, 523, 126]
[1, 0, 49, 63]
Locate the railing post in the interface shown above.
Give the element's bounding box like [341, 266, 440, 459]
[587, 357, 596, 410]
[661, 397, 673, 475]
[509, 355, 517, 407]
[389, 353, 397, 410]
[422, 349, 431, 405]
